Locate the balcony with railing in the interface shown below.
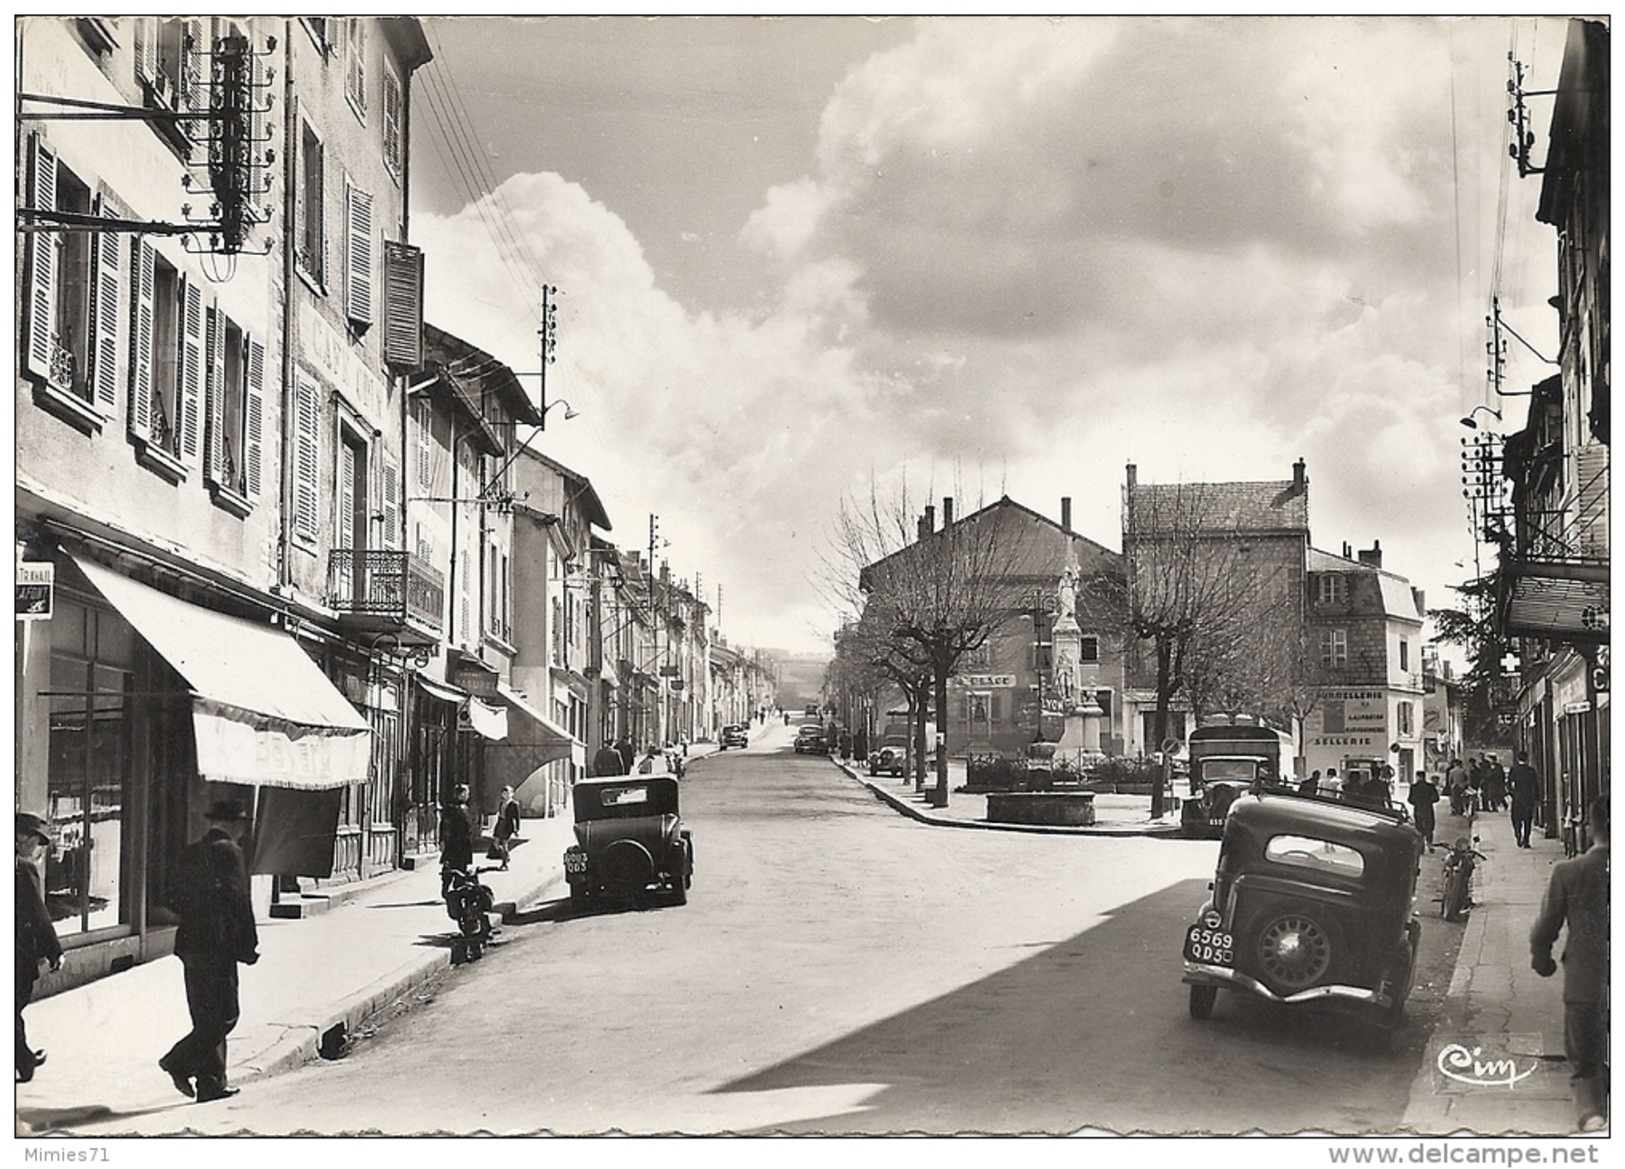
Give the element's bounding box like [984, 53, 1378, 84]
[327, 549, 444, 645]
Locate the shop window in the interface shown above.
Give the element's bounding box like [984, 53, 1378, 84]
[45, 596, 135, 938]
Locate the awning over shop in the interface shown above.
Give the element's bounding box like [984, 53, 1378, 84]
[416, 675, 507, 741]
[483, 681, 582, 792]
[72, 556, 371, 789]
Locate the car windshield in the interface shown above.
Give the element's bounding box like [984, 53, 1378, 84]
[1200, 759, 1258, 782]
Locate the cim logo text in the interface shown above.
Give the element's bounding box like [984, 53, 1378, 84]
[1436, 1042, 1539, 1089]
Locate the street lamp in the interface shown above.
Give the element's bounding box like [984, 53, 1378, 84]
[1460, 405, 1503, 430]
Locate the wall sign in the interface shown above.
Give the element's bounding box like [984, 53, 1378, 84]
[16, 562, 53, 620]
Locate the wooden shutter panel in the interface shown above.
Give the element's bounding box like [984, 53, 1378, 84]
[133, 17, 155, 85]
[382, 453, 401, 550]
[204, 305, 225, 484]
[244, 339, 265, 498]
[1573, 444, 1609, 559]
[179, 278, 204, 463]
[128, 238, 156, 439]
[344, 184, 374, 327]
[382, 69, 401, 175]
[91, 195, 122, 415]
[24, 135, 58, 384]
[382, 241, 423, 367]
[294, 379, 320, 537]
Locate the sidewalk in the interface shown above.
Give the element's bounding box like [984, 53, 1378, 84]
[14, 759, 628, 1135]
[1400, 806, 1598, 1137]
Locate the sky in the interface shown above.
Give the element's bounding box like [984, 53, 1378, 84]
[405, 15, 1574, 658]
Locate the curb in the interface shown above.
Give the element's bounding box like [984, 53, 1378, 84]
[842, 762, 1184, 838]
[231, 870, 568, 1087]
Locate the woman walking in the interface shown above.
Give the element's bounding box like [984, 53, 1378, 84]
[490, 786, 521, 871]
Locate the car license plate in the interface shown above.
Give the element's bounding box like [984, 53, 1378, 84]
[564, 852, 587, 874]
[1184, 924, 1234, 966]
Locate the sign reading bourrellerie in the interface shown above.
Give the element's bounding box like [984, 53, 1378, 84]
[1311, 688, 1387, 748]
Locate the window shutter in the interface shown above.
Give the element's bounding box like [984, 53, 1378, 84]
[24, 135, 58, 384]
[128, 238, 156, 439]
[179, 278, 204, 463]
[382, 453, 401, 550]
[294, 379, 320, 537]
[1573, 444, 1609, 559]
[344, 183, 374, 327]
[91, 195, 122, 415]
[244, 339, 265, 498]
[416, 400, 432, 488]
[204, 305, 225, 485]
[382, 241, 423, 366]
[382, 69, 401, 175]
[133, 17, 155, 85]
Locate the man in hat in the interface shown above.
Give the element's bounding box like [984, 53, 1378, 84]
[592, 739, 626, 777]
[160, 799, 259, 1103]
[16, 813, 62, 1084]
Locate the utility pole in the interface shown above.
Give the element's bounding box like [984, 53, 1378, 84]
[538, 284, 559, 425]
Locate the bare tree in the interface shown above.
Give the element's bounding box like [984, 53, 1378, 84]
[819, 478, 1032, 806]
[1121, 478, 1302, 817]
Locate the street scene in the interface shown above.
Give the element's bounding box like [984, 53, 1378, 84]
[12, 13, 1609, 1155]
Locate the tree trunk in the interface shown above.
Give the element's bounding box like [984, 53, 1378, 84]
[910, 691, 925, 792]
[930, 664, 950, 807]
[1152, 634, 1173, 820]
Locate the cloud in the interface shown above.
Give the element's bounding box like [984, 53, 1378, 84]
[412, 16, 1562, 653]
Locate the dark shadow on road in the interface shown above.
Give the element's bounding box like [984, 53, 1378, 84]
[714, 880, 1442, 1137]
[18, 1099, 194, 1135]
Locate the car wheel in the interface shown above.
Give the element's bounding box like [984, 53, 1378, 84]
[1189, 984, 1218, 1020]
[1249, 907, 1335, 996]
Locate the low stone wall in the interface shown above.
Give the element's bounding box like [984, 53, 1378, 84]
[986, 791, 1097, 827]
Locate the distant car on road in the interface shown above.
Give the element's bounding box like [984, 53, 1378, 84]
[793, 724, 827, 754]
[720, 723, 749, 750]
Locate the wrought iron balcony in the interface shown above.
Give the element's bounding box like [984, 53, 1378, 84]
[327, 548, 444, 644]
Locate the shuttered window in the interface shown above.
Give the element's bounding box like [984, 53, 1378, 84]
[382, 66, 403, 179]
[127, 243, 200, 475]
[344, 182, 374, 329]
[23, 135, 59, 386]
[382, 241, 423, 366]
[293, 379, 321, 539]
[203, 303, 265, 511]
[381, 452, 401, 550]
[344, 20, 367, 121]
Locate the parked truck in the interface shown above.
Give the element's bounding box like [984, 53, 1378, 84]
[1179, 716, 1292, 839]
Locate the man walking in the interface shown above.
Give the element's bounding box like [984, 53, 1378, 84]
[1508, 752, 1541, 848]
[592, 739, 626, 777]
[1531, 792, 1610, 1131]
[160, 800, 259, 1103]
[16, 813, 62, 1084]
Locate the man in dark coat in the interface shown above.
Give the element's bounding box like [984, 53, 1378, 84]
[16, 813, 62, 1084]
[1407, 771, 1441, 850]
[592, 740, 626, 777]
[1484, 756, 1508, 813]
[439, 784, 474, 896]
[160, 800, 259, 1103]
[614, 738, 636, 775]
[1508, 752, 1541, 848]
[1531, 792, 1610, 1131]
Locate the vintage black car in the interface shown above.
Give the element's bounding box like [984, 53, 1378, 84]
[564, 776, 692, 910]
[1182, 793, 1424, 1039]
[793, 724, 827, 754]
[720, 723, 749, 750]
[867, 735, 909, 777]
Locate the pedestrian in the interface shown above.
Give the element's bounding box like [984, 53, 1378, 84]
[1530, 792, 1610, 1132]
[614, 737, 636, 775]
[1508, 752, 1541, 848]
[1485, 755, 1507, 813]
[16, 813, 62, 1084]
[488, 786, 521, 871]
[439, 783, 474, 897]
[1447, 757, 1469, 816]
[1322, 767, 1341, 798]
[853, 725, 869, 765]
[592, 739, 626, 777]
[1299, 769, 1321, 797]
[1407, 771, 1440, 850]
[159, 799, 260, 1104]
[1377, 764, 1396, 806]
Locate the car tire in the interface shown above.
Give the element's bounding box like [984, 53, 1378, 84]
[1189, 984, 1218, 1021]
[1244, 903, 1338, 997]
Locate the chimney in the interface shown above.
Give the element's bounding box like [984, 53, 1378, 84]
[1125, 463, 1137, 489]
[1292, 459, 1307, 490]
[924, 504, 935, 535]
[1357, 540, 1382, 569]
[1061, 497, 1072, 531]
[1342, 541, 1352, 560]
[942, 497, 954, 527]
[917, 515, 930, 541]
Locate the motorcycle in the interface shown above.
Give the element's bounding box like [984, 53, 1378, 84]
[443, 864, 498, 962]
[1439, 835, 1486, 922]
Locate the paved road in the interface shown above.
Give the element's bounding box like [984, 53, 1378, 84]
[72, 726, 1459, 1136]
